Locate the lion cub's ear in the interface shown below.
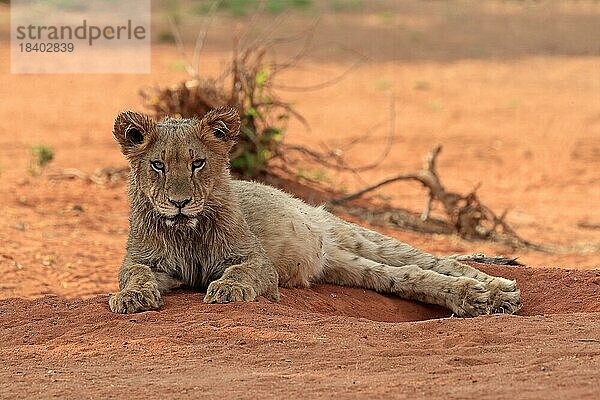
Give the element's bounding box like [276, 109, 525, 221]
[113, 111, 156, 158]
[201, 106, 241, 143]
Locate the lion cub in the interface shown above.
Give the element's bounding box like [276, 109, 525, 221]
[109, 106, 521, 316]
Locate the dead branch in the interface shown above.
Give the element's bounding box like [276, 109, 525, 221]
[270, 60, 362, 92]
[331, 145, 542, 249]
[331, 146, 448, 205]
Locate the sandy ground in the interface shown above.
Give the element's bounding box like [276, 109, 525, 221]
[1, 1, 600, 398]
[3, 266, 600, 399]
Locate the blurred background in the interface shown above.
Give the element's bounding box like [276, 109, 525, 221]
[0, 0, 599, 300]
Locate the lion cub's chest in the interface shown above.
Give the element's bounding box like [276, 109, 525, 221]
[146, 237, 226, 289]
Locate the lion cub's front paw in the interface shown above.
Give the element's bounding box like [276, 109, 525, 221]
[109, 286, 163, 314]
[204, 279, 258, 304]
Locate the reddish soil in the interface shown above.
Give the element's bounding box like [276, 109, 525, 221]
[1, 1, 600, 398]
[2, 266, 600, 399]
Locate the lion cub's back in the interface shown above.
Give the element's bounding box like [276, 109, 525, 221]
[232, 180, 332, 287]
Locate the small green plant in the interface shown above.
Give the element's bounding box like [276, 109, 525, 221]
[29, 144, 54, 175]
[378, 11, 394, 24]
[232, 121, 283, 177]
[31, 145, 54, 167]
[192, 2, 213, 14]
[168, 59, 188, 71]
[230, 66, 286, 177]
[164, 0, 183, 23]
[219, 0, 253, 16]
[157, 31, 176, 43]
[329, 0, 362, 12]
[210, 0, 312, 16]
[265, 0, 312, 14]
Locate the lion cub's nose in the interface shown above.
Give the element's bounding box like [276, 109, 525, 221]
[168, 198, 192, 209]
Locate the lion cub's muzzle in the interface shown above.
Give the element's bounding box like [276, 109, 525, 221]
[159, 198, 204, 228]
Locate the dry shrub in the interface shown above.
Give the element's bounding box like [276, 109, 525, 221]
[140, 45, 295, 178]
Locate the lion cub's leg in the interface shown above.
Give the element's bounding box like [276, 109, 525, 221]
[334, 218, 504, 281]
[331, 218, 521, 314]
[378, 253, 520, 314]
[109, 262, 163, 314]
[322, 247, 492, 317]
[203, 252, 280, 304]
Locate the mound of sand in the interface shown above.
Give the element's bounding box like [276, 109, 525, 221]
[1, 265, 600, 399]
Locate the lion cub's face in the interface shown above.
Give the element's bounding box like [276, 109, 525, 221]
[113, 106, 241, 227]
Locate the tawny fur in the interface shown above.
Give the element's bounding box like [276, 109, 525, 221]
[109, 106, 522, 317]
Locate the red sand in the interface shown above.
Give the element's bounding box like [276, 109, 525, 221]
[2, 265, 600, 399]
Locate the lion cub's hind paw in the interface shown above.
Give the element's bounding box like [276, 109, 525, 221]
[204, 279, 258, 304]
[109, 286, 163, 314]
[450, 279, 492, 318]
[488, 278, 522, 314]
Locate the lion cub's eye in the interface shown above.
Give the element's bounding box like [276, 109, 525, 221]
[150, 160, 165, 172]
[192, 158, 206, 172]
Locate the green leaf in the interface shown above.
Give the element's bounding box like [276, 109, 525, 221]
[246, 107, 260, 118]
[255, 67, 269, 87]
